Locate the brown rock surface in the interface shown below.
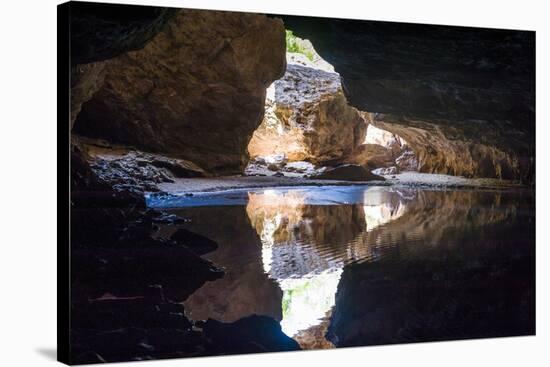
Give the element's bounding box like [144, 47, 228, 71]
[247, 60, 366, 165]
[171, 206, 283, 324]
[344, 144, 395, 170]
[70, 63, 106, 129]
[373, 119, 521, 179]
[73, 9, 286, 174]
[312, 164, 385, 182]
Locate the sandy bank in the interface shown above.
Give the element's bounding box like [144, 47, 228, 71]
[156, 172, 524, 195]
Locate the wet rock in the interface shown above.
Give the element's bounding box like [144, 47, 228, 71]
[170, 228, 219, 256]
[72, 239, 223, 302]
[203, 315, 301, 354]
[372, 166, 399, 176]
[72, 293, 191, 331]
[70, 143, 147, 211]
[73, 9, 286, 174]
[151, 212, 188, 224]
[312, 164, 385, 181]
[70, 283, 210, 364]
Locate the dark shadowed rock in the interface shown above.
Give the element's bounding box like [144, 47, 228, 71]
[74, 9, 286, 174]
[203, 315, 301, 354]
[170, 228, 219, 256]
[69, 2, 177, 65]
[71, 239, 223, 302]
[280, 16, 535, 183]
[282, 16, 534, 125]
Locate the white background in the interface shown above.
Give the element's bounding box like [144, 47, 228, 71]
[0, 0, 548, 365]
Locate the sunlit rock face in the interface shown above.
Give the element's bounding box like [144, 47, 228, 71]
[373, 119, 522, 179]
[247, 52, 366, 168]
[282, 16, 535, 183]
[343, 123, 418, 173]
[73, 9, 286, 174]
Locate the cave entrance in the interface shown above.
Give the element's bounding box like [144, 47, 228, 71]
[245, 29, 418, 179]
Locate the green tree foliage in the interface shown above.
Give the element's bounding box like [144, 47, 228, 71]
[285, 30, 314, 61]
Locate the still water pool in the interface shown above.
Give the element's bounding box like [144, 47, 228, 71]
[148, 185, 535, 348]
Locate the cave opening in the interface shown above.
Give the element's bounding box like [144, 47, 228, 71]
[245, 29, 418, 180]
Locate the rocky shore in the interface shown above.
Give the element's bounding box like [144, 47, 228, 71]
[70, 142, 300, 364]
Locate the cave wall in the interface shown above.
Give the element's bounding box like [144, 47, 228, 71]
[69, 6, 535, 182]
[372, 118, 525, 179]
[281, 16, 535, 183]
[72, 7, 286, 175]
[69, 2, 178, 130]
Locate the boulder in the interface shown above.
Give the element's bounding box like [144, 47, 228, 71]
[372, 166, 399, 176]
[312, 164, 385, 181]
[78, 143, 208, 193]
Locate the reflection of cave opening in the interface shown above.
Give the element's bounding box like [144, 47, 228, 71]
[242, 186, 413, 348]
[245, 29, 418, 179]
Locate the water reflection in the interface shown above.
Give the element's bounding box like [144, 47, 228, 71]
[244, 187, 413, 339]
[155, 186, 534, 348]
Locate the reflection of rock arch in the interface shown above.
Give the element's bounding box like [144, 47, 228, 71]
[327, 189, 534, 347]
[180, 187, 522, 348]
[245, 187, 412, 339]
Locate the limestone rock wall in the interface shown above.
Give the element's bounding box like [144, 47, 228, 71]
[247, 57, 366, 165]
[373, 119, 523, 180]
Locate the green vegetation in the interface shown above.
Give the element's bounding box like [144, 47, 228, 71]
[285, 30, 315, 61]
